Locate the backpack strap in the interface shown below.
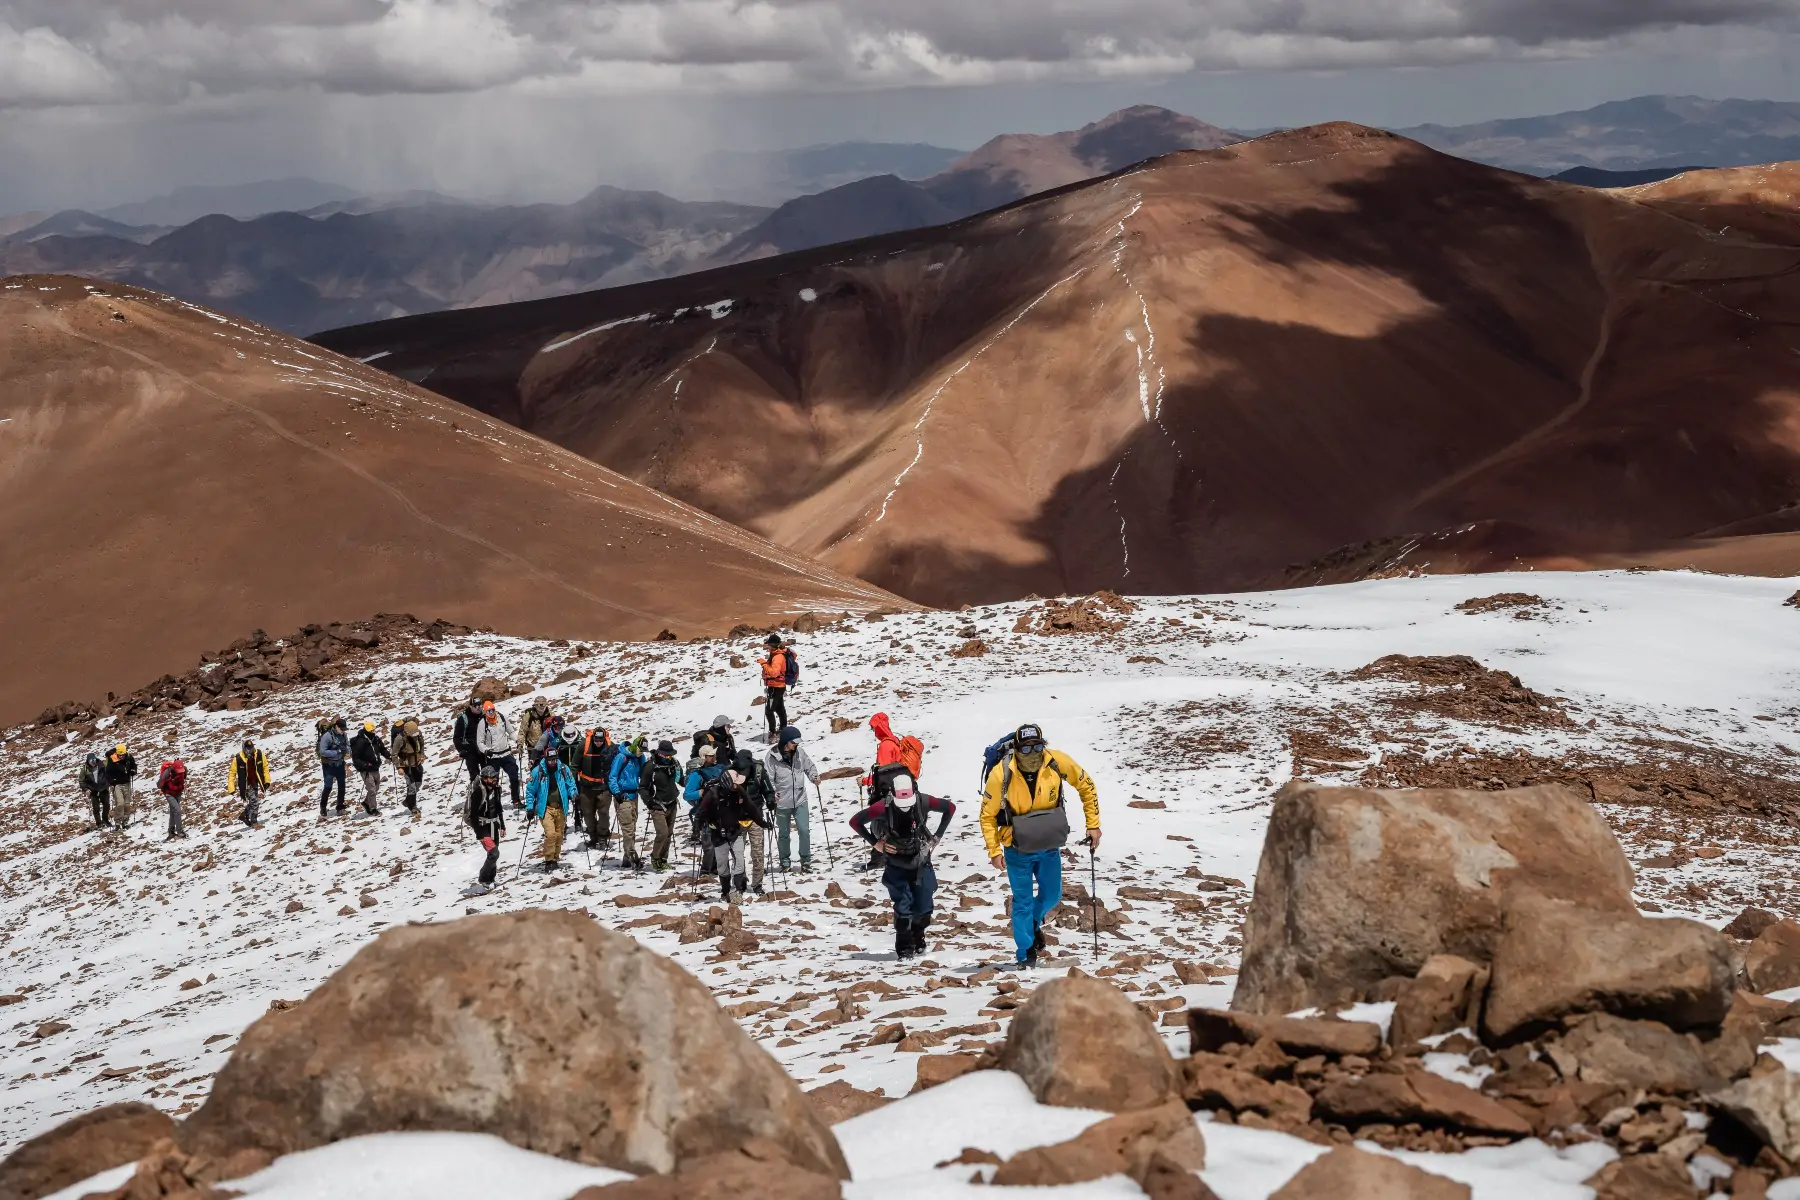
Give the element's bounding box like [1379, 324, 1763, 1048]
[998, 754, 1065, 825]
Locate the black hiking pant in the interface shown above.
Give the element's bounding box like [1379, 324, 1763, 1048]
[764, 687, 788, 738]
[88, 788, 108, 827]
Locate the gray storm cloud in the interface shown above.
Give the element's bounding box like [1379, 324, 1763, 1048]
[0, 0, 1796, 108]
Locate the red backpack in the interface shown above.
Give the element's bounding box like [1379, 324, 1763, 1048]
[158, 760, 187, 796]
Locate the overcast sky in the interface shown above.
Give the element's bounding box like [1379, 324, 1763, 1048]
[4, 0, 1800, 212]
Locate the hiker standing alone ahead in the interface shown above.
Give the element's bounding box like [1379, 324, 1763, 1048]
[758, 634, 797, 743]
[850, 773, 955, 960]
[980, 723, 1100, 969]
[229, 739, 271, 828]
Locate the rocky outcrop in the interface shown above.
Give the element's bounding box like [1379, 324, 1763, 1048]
[180, 910, 848, 1179]
[0, 1104, 175, 1200]
[1312, 1067, 1534, 1137]
[1745, 921, 1800, 994]
[1188, 1010, 1382, 1058]
[999, 976, 1178, 1112]
[77, 1140, 271, 1200]
[1268, 1146, 1470, 1199]
[1708, 1070, 1800, 1163]
[1483, 892, 1736, 1040]
[1235, 783, 1635, 1014]
[803, 1082, 891, 1125]
[1554, 1013, 1723, 1093]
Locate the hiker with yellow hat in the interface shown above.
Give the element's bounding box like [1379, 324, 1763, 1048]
[349, 719, 393, 816]
[103, 742, 138, 831]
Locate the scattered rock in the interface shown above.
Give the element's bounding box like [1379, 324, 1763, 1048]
[1483, 892, 1736, 1040]
[911, 1054, 986, 1094]
[1389, 955, 1487, 1050]
[1013, 596, 1131, 636]
[1313, 1066, 1533, 1137]
[283, 900, 305, 914]
[1455, 593, 1548, 617]
[949, 639, 988, 658]
[551, 668, 585, 685]
[32, 1022, 69, 1039]
[828, 718, 858, 734]
[1746, 922, 1800, 994]
[1349, 655, 1567, 727]
[1584, 1153, 1703, 1200]
[1236, 782, 1635, 1014]
[1268, 1145, 1470, 1199]
[79, 1139, 272, 1200]
[1709, 1070, 1800, 1162]
[1179, 1057, 1312, 1125]
[1555, 1013, 1723, 1094]
[804, 1082, 890, 1125]
[991, 1099, 1208, 1196]
[1187, 1010, 1382, 1059]
[180, 911, 848, 1179]
[1000, 976, 1178, 1112]
[0, 1102, 175, 1200]
[573, 1139, 841, 1200]
[469, 676, 508, 702]
[1725, 908, 1784, 942]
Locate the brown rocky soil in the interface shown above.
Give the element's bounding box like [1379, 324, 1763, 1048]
[1348, 655, 1569, 727]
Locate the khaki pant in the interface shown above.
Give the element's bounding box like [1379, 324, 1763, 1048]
[359, 769, 381, 814]
[541, 804, 566, 862]
[616, 797, 642, 866]
[648, 808, 674, 867]
[110, 782, 134, 829]
[747, 822, 765, 887]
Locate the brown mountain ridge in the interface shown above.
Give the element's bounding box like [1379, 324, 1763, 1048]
[312, 123, 1800, 607]
[0, 276, 897, 726]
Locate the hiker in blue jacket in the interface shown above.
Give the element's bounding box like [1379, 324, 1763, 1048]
[608, 735, 649, 869]
[525, 744, 579, 871]
[683, 742, 723, 845]
[317, 717, 349, 819]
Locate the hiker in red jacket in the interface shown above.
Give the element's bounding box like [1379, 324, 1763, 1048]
[157, 757, 189, 840]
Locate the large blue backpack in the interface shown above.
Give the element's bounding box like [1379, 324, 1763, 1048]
[979, 731, 1017, 790]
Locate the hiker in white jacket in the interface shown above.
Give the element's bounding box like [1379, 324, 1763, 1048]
[764, 725, 820, 871]
[475, 700, 522, 808]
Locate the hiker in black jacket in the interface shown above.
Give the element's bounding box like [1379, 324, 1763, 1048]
[695, 766, 771, 903]
[642, 740, 684, 871]
[451, 697, 485, 781]
[465, 762, 507, 894]
[733, 748, 777, 894]
[78, 752, 109, 829]
[850, 773, 955, 960]
[104, 743, 138, 830]
[349, 720, 392, 815]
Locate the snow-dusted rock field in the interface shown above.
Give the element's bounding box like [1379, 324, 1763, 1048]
[6, 569, 1800, 1198]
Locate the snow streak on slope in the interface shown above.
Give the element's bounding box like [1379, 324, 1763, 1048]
[6, 571, 1800, 1196]
[867, 266, 1090, 529]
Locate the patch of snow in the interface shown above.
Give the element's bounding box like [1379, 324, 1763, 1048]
[705, 300, 734, 319]
[40, 1164, 136, 1200]
[1421, 1052, 1492, 1090]
[1336, 1000, 1394, 1040]
[799, 288, 818, 303]
[539, 313, 652, 354]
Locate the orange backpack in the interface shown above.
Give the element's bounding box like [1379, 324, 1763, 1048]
[897, 735, 924, 780]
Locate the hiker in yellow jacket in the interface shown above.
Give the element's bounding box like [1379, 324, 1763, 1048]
[980, 723, 1100, 968]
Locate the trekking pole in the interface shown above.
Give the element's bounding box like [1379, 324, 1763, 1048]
[1088, 843, 1100, 959]
[517, 814, 535, 875]
[812, 781, 836, 870]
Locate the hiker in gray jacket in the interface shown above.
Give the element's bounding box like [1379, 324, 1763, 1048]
[764, 725, 820, 871]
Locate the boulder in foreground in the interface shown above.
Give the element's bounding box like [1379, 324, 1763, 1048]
[0, 1103, 174, 1200]
[180, 910, 848, 1179]
[1268, 1145, 1470, 1199]
[999, 976, 1179, 1112]
[1235, 783, 1635, 1014]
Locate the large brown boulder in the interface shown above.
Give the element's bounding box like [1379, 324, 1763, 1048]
[180, 910, 847, 1179]
[1269, 1146, 1470, 1199]
[1745, 921, 1800, 994]
[1235, 783, 1634, 1014]
[1483, 892, 1736, 1041]
[0, 1103, 175, 1200]
[999, 976, 1178, 1112]
[1312, 1067, 1533, 1137]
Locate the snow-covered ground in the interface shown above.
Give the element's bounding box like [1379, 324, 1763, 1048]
[6, 569, 1800, 1198]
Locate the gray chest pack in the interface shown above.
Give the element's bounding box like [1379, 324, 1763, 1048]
[998, 757, 1069, 853]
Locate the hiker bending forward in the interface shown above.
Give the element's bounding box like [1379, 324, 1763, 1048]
[850, 773, 954, 961]
[980, 723, 1099, 968]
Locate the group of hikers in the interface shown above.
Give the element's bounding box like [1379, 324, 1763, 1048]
[71, 627, 1103, 968]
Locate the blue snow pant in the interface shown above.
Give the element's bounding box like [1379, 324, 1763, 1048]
[1005, 845, 1063, 962]
[882, 860, 937, 921]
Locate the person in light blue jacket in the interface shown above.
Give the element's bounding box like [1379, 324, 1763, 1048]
[608, 735, 648, 869]
[525, 744, 578, 871]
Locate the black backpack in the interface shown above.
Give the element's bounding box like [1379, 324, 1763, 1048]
[784, 648, 800, 686]
[869, 761, 911, 802]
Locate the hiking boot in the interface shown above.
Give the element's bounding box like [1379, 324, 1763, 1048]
[719, 876, 732, 900]
[1031, 925, 1047, 955]
[894, 926, 911, 960]
[914, 917, 931, 957]
[750, 881, 764, 895]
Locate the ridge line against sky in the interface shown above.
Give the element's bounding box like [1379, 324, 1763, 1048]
[4, 1, 1800, 212]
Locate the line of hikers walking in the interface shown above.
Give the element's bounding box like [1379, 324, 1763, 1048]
[69, 632, 1103, 969]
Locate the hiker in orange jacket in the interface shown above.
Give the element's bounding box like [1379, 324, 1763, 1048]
[759, 634, 794, 744]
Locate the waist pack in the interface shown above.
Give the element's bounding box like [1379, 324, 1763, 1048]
[999, 758, 1069, 853]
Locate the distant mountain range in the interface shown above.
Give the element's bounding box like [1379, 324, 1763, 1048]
[12, 96, 1800, 335]
[1400, 95, 1800, 174]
